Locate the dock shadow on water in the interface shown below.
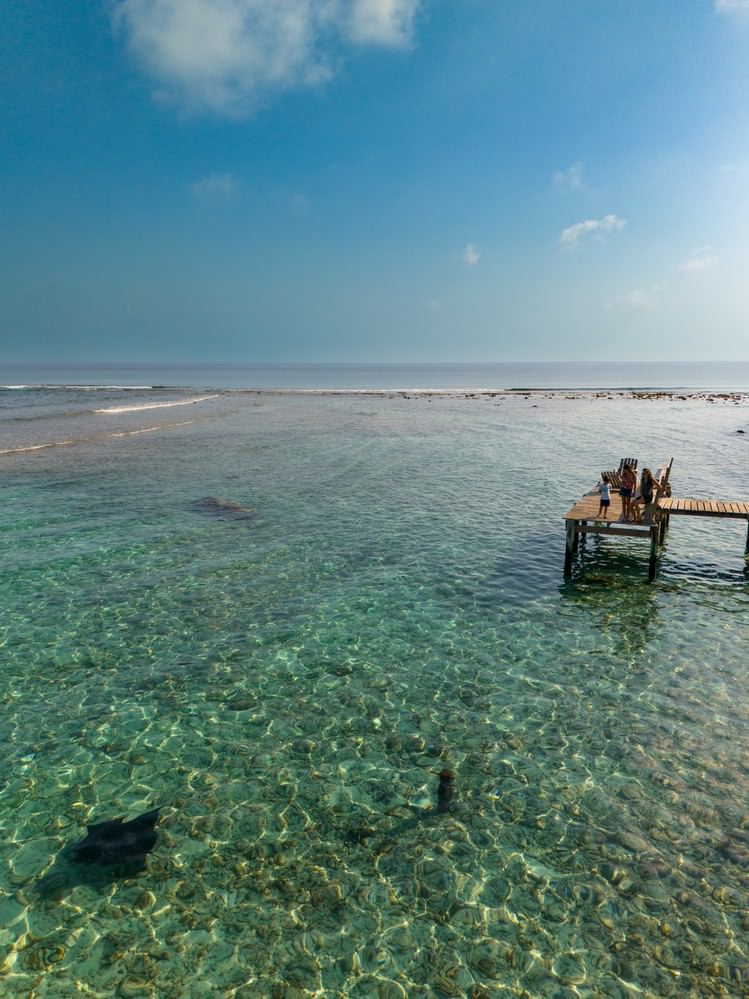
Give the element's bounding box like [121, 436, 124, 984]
[438, 529, 563, 613]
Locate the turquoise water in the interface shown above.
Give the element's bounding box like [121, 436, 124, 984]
[1, 387, 749, 997]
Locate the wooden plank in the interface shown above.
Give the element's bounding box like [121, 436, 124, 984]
[567, 492, 749, 522]
[575, 524, 651, 540]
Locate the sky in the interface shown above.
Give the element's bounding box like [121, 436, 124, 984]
[2, 0, 749, 364]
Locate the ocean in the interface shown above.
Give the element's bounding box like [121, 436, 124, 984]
[3, 359, 749, 391]
[1, 364, 748, 997]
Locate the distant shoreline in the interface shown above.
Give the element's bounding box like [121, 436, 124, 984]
[4, 361, 749, 394]
[3, 384, 749, 401]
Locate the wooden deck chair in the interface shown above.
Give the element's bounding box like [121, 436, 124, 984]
[654, 458, 673, 498]
[601, 468, 622, 489]
[601, 458, 638, 491]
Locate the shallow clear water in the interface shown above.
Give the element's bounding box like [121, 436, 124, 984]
[1, 388, 748, 997]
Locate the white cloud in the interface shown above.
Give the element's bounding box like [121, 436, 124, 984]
[461, 243, 480, 266]
[559, 213, 625, 247]
[715, 0, 749, 13]
[191, 172, 239, 197]
[678, 247, 716, 273]
[113, 0, 422, 115]
[348, 0, 420, 45]
[553, 162, 583, 191]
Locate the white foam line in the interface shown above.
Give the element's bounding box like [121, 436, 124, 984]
[0, 439, 76, 455]
[0, 420, 194, 455]
[109, 421, 193, 437]
[94, 394, 218, 414]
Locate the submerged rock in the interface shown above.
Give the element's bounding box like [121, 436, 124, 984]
[190, 496, 257, 519]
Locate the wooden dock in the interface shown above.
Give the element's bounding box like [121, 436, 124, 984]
[563, 478, 749, 581]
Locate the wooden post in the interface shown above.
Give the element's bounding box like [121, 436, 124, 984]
[648, 525, 659, 582]
[658, 513, 667, 544]
[745, 519, 749, 556]
[564, 520, 575, 578]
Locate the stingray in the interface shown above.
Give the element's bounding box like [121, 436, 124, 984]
[191, 496, 257, 519]
[71, 808, 160, 867]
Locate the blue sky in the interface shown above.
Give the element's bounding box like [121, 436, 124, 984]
[2, 0, 749, 363]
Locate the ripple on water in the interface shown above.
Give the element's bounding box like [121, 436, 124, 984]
[1, 392, 749, 995]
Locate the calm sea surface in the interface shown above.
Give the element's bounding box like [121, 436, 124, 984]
[1, 370, 748, 997]
[4, 359, 749, 391]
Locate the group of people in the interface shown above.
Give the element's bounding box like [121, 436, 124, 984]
[597, 464, 662, 523]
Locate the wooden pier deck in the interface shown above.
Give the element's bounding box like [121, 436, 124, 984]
[563, 482, 749, 581]
[658, 497, 749, 519]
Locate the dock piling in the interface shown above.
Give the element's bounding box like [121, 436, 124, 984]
[564, 520, 575, 578]
[648, 525, 659, 582]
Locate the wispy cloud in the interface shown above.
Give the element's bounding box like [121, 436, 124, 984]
[553, 162, 583, 191]
[605, 287, 660, 313]
[191, 172, 239, 198]
[678, 246, 716, 273]
[559, 214, 625, 248]
[113, 0, 422, 116]
[715, 0, 749, 14]
[348, 0, 421, 45]
[461, 243, 480, 266]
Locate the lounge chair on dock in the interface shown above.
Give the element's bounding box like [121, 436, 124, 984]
[598, 457, 638, 491]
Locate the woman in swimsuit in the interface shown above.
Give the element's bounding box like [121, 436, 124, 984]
[619, 464, 637, 522]
[630, 467, 660, 523]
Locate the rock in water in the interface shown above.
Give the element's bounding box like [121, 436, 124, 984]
[191, 497, 257, 519]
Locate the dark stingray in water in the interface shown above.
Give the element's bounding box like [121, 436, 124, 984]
[191, 496, 257, 519]
[72, 808, 160, 867]
[436, 769, 455, 813]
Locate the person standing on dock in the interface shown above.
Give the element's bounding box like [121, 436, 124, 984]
[598, 475, 612, 519]
[620, 464, 637, 522]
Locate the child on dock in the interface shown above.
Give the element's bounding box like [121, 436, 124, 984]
[598, 475, 612, 519]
